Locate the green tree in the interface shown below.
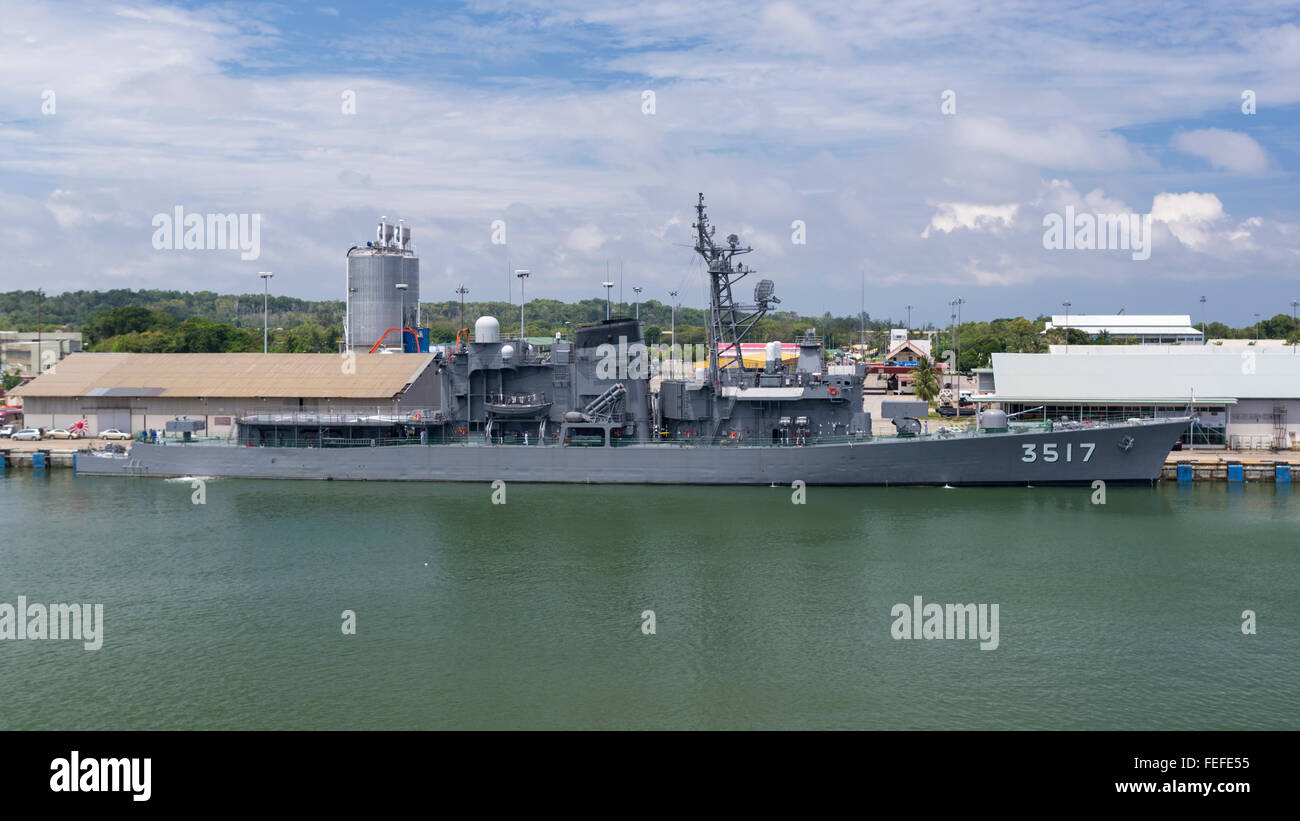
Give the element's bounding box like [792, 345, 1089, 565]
[910, 355, 940, 403]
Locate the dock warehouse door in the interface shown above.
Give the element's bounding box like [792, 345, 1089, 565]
[96, 411, 130, 434]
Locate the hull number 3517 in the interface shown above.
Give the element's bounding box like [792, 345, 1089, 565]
[1021, 442, 1094, 463]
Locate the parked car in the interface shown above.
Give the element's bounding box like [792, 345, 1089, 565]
[0, 424, 16, 438]
[47, 428, 74, 439]
[11, 428, 42, 441]
[99, 428, 131, 440]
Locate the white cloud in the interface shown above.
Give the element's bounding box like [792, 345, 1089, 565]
[1172, 128, 1269, 175]
[565, 223, 606, 252]
[922, 203, 1019, 237]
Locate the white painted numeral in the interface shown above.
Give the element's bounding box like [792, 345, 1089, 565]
[1042, 443, 1058, 462]
[1021, 443, 1037, 462]
[1081, 442, 1095, 462]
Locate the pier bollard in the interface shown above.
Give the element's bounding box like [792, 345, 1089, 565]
[1278, 465, 1292, 484]
[1227, 464, 1243, 483]
[1177, 464, 1193, 483]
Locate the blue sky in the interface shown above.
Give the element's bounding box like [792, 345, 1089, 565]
[2, 0, 1298, 327]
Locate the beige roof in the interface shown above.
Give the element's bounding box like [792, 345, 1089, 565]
[10, 353, 434, 399]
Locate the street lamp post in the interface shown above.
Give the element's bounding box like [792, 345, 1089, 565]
[1062, 300, 1072, 354]
[954, 296, 965, 389]
[396, 283, 409, 351]
[1292, 300, 1298, 354]
[668, 290, 679, 377]
[456, 285, 469, 348]
[602, 281, 615, 320]
[1254, 312, 1262, 340]
[633, 286, 642, 322]
[347, 287, 358, 352]
[1199, 296, 1207, 345]
[515, 269, 530, 341]
[259, 272, 273, 353]
[35, 288, 42, 374]
[905, 304, 913, 334]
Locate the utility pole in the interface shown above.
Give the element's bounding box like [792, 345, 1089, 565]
[905, 304, 913, 335]
[259, 272, 274, 353]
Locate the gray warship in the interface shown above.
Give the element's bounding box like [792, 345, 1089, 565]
[77, 196, 1187, 485]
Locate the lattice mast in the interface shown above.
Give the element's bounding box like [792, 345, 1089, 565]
[692, 193, 779, 387]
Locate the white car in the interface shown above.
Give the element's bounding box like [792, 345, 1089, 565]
[11, 428, 42, 441]
[99, 428, 132, 440]
[0, 424, 16, 438]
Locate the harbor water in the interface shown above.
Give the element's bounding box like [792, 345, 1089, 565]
[1, 471, 1296, 729]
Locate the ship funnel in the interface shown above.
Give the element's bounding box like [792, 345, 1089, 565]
[475, 316, 500, 343]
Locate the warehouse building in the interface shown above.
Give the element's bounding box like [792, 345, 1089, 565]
[1042, 314, 1203, 344]
[979, 345, 1300, 449]
[10, 352, 440, 437]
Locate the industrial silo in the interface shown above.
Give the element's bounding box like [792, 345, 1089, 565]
[346, 218, 419, 351]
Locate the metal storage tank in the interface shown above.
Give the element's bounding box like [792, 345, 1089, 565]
[346, 219, 419, 351]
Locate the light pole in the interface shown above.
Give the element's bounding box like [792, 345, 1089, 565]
[515, 269, 530, 340]
[456, 285, 469, 348]
[35, 288, 42, 374]
[396, 283, 409, 351]
[633, 286, 642, 322]
[1292, 300, 1298, 354]
[1199, 295, 1207, 345]
[905, 304, 913, 335]
[1062, 300, 1071, 354]
[1254, 312, 1261, 340]
[954, 296, 965, 386]
[602, 281, 615, 320]
[259, 272, 273, 353]
[347, 286, 358, 352]
[668, 290, 679, 376]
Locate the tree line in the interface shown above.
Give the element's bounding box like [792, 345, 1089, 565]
[2, 289, 1296, 359]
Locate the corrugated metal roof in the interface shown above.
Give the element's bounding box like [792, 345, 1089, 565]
[988, 351, 1300, 402]
[1047, 314, 1193, 328]
[10, 352, 434, 399]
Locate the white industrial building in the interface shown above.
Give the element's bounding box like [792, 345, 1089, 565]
[979, 345, 1300, 449]
[1043, 314, 1203, 344]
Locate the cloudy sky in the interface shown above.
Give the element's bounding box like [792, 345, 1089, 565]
[2, 0, 1298, 326]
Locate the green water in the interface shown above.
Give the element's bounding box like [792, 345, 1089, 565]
[1, 471, 1296, 729]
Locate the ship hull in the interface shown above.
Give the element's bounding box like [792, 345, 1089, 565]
[74, 420, 1186, 486]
